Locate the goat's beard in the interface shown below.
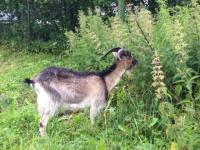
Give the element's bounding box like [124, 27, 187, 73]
[126, 70, 132, 78]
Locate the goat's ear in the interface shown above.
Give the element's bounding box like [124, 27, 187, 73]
[113, 49, 125, 59]
[112, 51, 119, 58]
[118, 50, 131, 60]
[101, 47, 121, 60]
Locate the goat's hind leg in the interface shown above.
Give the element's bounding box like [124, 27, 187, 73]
[37, 99, 57, 137]
[39, 112, 50, 137]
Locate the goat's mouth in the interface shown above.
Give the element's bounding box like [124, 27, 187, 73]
[127, 64, 136, 70]
[127, 66, 133, 70]
[126, 69, 133, 77]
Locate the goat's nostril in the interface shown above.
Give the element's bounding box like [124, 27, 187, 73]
[132, 59, 137, 65]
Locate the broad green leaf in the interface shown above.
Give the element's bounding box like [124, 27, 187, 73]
[148, 117, 158, 128]
[175, 84, 182, 97]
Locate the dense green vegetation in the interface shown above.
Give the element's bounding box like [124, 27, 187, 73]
[0, 0, 193, 52]
[1, 1, 200, 150]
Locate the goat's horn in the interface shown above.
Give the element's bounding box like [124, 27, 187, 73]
[100, 47, 121, 59]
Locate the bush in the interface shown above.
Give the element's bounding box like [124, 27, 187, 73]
[64, 4, 200, 149]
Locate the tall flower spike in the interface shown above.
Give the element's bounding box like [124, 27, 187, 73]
[86, 28, 102, 50]
[66, 31, 76, 49]
[151, 51, 166, 100]
[112, 16, 121, 46]
[129, 13, 140, 37]
[170, 19, 188, 64]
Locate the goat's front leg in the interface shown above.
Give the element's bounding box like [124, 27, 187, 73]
[90, 99, 106, 125]
[90, 106, 99, 125]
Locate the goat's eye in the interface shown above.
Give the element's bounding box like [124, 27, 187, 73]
[119, 50, 132, 59]
[120, 55, 128, 59]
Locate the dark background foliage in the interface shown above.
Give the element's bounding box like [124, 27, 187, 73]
[1, 0, 198, 52]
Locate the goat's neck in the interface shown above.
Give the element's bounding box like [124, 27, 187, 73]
[104, 62, 125, 92]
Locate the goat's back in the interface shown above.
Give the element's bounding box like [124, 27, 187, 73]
[33, 67, 107, 104]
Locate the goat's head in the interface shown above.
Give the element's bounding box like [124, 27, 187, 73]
[102, 47, 137, 70]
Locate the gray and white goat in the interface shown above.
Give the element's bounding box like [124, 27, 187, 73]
[24, 47, 137, 136]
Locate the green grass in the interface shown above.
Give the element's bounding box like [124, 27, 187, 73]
[0, 43, 200, 149]
[0, 47, 137, 149]
[1, 3, 200, 149]
[0, 46, 162, 150]
[0, 48, 107, 150]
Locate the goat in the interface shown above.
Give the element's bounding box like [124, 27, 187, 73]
[24, 47, 137, 136]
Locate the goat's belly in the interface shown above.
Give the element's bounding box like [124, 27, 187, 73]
[61, 99, 91, 111]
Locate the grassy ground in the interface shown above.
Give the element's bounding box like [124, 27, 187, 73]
[0, 47, 109, 150]
[1, 4, 200, 149]
[0, 47, 145, 150]
[0, 46, 200, 150]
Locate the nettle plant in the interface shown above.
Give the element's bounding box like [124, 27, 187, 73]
[152, 3, 200, 149]
[65, 9, 155, 88]
[64, 7, 200, 148]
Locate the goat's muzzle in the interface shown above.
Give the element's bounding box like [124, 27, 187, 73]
[132, 59, 137, 66]
[127, 58, 137, 70]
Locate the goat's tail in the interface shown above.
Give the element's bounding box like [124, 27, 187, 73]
[24, 78, 35, 87]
